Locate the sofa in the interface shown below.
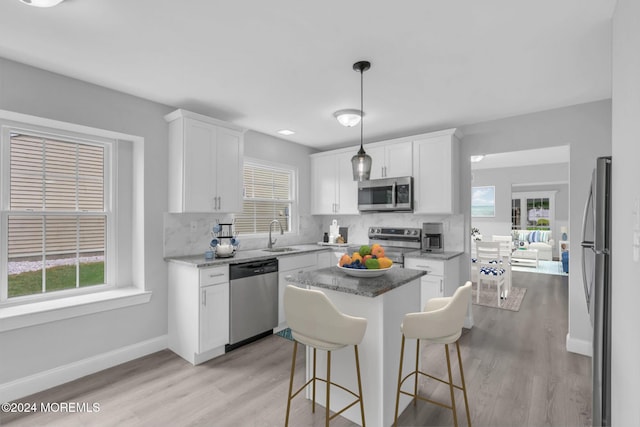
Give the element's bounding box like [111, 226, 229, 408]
[511, 230, 554, 261]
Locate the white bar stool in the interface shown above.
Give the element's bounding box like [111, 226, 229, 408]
[284, 285, 368, 427]
[393, 282, 472, 427]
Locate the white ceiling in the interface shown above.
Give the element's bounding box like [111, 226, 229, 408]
[471, 146, 570, 170]
[0, 0, 615, 150]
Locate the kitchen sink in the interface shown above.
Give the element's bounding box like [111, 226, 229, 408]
[262, 247, 297, 253]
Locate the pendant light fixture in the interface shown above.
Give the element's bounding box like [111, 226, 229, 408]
[19, 0, 64, 7]
[334, 109, 363, 127]
[351, 60, 372, 181]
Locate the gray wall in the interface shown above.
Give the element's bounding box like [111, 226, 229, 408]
[611, 0, 640, 423]
[472, 163, 569, 243]
[244, 129, 317, 217]
[460, 99, 612, 355]
[0, 57, 173, 384]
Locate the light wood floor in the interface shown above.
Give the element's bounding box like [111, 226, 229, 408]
[2, 271, 591, 427]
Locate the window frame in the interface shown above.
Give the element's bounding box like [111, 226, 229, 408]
[236, 157, 298, 237]
[511, 190, 557, 232]
[1, 122, 117, 306]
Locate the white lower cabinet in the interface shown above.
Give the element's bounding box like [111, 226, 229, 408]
[419, 274, 445, 309]
[404, 255, 473, 328]
[277, 253, 319, 330]
[199, 282, 230, 353]
[404, 257, 461, 310]
[168, 263, 229, 365]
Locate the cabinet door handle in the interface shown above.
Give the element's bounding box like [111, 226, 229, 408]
[217, 196, 221, 210]
[207, 273, 225, 279]
[202, 289, 206, 306]
[439, 279, 443, 294]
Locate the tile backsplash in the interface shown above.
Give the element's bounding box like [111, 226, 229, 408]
[164, 212, 465, 258]
[163, 213, 323, 258]
[319, 213, 465, 252]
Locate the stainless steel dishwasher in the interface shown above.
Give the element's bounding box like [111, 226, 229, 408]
[226, 258, 279, 351]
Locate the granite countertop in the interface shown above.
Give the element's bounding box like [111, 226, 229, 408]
[285, 266, 426, 298]
[403, 250, 464, 261]
[165, 243, 331, 268]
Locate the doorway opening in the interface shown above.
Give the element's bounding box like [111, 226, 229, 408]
[470, 146, 569, 277]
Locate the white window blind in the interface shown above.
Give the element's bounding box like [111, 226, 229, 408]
[235, 161, 294, 235]
[5, 133, 108, 299]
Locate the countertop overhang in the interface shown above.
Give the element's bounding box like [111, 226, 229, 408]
[285, 266, 426, 298]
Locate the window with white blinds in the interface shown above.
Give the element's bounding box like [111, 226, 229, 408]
[3, 132, 111, 300]
[235, 160, 294, 235]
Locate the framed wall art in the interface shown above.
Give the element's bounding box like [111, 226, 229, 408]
[472, 186, 496, 217]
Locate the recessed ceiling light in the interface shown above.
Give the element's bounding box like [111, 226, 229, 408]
[470, 155, 485, 163]
[19, 0, 65, 7]
[277, 129, 295, 136]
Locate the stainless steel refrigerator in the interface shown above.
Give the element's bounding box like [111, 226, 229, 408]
[581, 156, 612, 427]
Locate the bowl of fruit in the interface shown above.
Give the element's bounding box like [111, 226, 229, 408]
[337, 244, 393, 278]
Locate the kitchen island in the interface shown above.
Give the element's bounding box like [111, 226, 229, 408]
[285, 266, 425, 427]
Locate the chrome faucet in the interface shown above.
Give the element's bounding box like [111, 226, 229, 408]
[268, 219, 284, 249]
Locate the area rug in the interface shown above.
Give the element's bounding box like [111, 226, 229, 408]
[275, 328, 293, 341]
[472, 284, 527, 311]
[511, 260, 567, 276]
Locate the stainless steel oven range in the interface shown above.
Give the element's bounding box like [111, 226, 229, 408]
[366, 226, 422, 267]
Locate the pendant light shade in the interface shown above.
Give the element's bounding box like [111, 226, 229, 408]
[352, 146, 372, 181]
[351, 60, 372, 181]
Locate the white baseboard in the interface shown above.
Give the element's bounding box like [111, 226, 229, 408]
[0, 335, 167, 403]
[566, 333, 592, 357]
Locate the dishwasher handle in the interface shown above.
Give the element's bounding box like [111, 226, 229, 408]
[230, 259, 278, 280]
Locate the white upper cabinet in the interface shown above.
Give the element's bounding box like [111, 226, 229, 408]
[412, 129, 461, 214]
[310, 149, 359, 215]
[365, 139, 413, 179]
[165, 109, 244, 213]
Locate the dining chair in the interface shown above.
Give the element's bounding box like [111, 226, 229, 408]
[491, 235, 513, 291]
[475, 241, 507, 306]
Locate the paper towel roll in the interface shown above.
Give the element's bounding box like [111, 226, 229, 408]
[329, 220, 340, 243]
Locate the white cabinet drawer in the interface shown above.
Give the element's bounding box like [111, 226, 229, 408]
[404, 258, 444, 276]
[279, 253, 317, 271]
[199, 266, 229, 287]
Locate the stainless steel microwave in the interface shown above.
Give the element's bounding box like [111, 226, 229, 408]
[358, 176, 413, 212]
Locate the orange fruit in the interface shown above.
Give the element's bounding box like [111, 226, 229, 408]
[352, 252, 363, 262]
[371, 246, 385, 258]
[378, 257, 393, 269]
[339, 254, 352, 267]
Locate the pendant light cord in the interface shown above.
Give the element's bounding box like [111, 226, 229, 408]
[359, 65, 364, 154]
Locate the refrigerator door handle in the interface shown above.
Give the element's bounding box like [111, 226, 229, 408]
[581, 181, 594, 309]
